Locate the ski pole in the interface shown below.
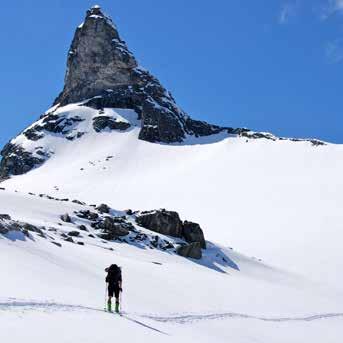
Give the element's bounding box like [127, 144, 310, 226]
[120, 290, 123, 313]
[104, 282, 107, 311]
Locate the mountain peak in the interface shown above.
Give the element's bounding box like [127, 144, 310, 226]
[55, 6, 136, 106]
[88, 4, 102, 14]
[84, 5, 117, 29]
[0, 6, 230, 180]
[53, 6, 225, 143]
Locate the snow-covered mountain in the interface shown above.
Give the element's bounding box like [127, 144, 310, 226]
[1, 5, 343, 343]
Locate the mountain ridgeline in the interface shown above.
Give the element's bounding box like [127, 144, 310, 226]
[0, 5, 324, 180]
[0, 6, 230, 180]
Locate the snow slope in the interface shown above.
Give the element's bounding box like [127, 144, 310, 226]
[3, 103, 343, 290]
[1, 103, 343, 342]
[1, 189, 343, 343]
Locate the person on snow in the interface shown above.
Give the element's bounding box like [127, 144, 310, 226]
[105, 264, 122, 313]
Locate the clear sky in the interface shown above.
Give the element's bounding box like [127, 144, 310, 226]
[0, 0, 342, 148]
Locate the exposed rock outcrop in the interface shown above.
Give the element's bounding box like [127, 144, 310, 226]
[0, 144, 48, 180]
[136, 209, 183, 237]
[53, 6, 226, 144]
[0, 5, 325, 181]
[177, 242, 202, 260]
[182, 221, 206, 249]
[136, 209, 206, 249]
[68, 231, 81, 237]
[95, 217, 133, 240]
[0, 215, 44, 237]
[93, 116, 130, 132]
[60, 214, 72, 223]
[96, 203, 111, 214]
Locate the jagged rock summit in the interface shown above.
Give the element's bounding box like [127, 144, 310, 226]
[0, 6, 325, 180]
[0, 5, 231, 180]
[55, 5, 137, 106]
[54, 5, 225, 143]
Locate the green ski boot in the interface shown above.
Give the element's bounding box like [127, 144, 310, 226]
[115, 301, 120, 313]
[107, 301, 112, 312]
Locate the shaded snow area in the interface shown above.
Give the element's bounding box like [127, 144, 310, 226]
[1, 103, 343, 342]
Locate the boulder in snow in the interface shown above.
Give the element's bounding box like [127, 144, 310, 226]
[177, 242, 202, 260]
[96, 203, 111, 214]
[93, 116, 130, 132]
[96, 217, 132, 240]
[136, 209, 183, 237]
[60, 213, 72, 223]
[76, 210, 98, 221]
[68, 231, 81, 237]
[182, 221, 206, 249]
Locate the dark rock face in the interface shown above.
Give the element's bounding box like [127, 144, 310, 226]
[185, 118, 224, 137]
[136, 210, 183, 237]
[0, 143, 47, 180]
[29, 113, 85, 139]
[177, 242, 202, 259]
[75, 210, 98, 221]
[0, 216, 43, 237]
[136, 209, 207, 249]
[60, 214, 71, 223]
[182, 221, 206, 249]
[96, 203, 111, 213]
[0, 221, 9, 234]
[53, 6, 227, 144]
[55, 6, 137, 106]
[93, 116, 130, 132]
[22, 223, 45, 235]
[68, 231, 80, 237]
[96, 217, 132, 240]
[0, 5, 324, 180]
[0, 6, 230, 179]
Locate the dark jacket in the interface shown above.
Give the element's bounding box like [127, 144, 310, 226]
[105, 264, 122, 286]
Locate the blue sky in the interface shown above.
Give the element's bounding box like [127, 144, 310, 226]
[0, 0, 342, 147]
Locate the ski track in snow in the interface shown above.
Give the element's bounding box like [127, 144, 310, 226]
[142, 312, 343, 324]
[1, 300, 342, 324]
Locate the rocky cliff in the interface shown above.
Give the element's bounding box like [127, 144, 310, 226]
[0, 6, 324, 180]
[54, 5, 226, 143]
[0, 6, 231, 179]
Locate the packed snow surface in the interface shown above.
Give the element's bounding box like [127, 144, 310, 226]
[1, 103, 343, 342]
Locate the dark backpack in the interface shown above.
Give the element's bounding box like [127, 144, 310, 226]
[105, 264, 121, 285]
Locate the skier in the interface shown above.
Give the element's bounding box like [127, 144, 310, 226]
[105, 264, 122, 313]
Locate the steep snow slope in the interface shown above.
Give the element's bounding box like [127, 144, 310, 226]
[1, 190, 342, 343]
[2, 103, 343, 291]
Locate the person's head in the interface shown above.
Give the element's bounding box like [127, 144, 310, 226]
[108, 264, 119, 273]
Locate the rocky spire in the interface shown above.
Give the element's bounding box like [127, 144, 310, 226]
[0, 6, 231, 180]
[54, 6, 225, 143]
[55, 5, 138, 105]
